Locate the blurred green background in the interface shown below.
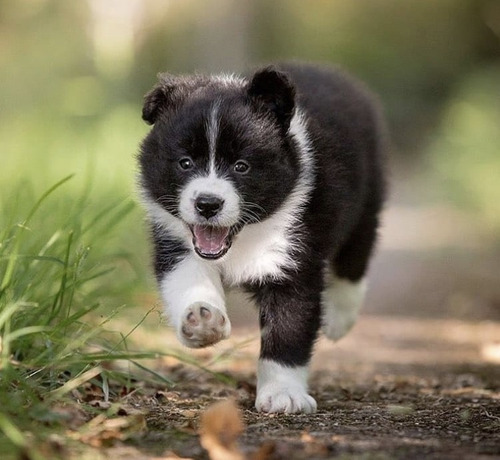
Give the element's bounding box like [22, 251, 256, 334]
[1, 0, 500, 302]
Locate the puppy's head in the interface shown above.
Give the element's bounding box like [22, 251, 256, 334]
[139, 67, 299, 260]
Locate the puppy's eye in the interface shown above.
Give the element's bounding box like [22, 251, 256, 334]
[179, 158, 193, 170]
[234, 160, 250, 174]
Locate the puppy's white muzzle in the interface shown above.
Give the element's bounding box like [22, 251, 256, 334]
[179, 176, 240, 227]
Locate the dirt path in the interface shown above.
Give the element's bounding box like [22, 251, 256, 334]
[83, 308, 500, 460]
[73, 244, 500, 460]
[68, 186, 500, 459]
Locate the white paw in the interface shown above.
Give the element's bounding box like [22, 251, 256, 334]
[255, 384, 317, 414]
[178, 302, 231, 348]
[321, 277, 366, 342]
[256, 360, 316, 414]
[322, 307, 358, 341]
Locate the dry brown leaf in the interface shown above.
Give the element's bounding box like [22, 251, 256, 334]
[156, 390, 181, 400]
[250, 441, 276, 460]
[88, 399, 112, 409]
[199, 399, 246, 460]
[300, 432, 314, 443]
[70, 413, 146, 447]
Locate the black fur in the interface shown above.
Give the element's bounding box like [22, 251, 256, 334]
[248, 67, 296, 132]
[150, 224, 188, 281]
[279, 63, 387, 280]
[247, 248, 325, 366]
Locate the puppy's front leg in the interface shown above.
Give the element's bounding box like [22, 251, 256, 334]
[160, 255, 230, 348]
[252, 281, 322, 414]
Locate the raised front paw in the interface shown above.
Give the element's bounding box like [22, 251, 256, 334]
[178, 302, 231, 348]
[255, 384, 317, 414]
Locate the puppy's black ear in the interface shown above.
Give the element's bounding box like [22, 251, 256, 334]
[248, 67, 295, 131]
[142, 74, 175, 125]
[142, 85, 167, 125]
[142, 74, 207, 125]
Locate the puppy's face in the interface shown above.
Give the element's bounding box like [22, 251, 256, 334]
[139, 69, 299, 260]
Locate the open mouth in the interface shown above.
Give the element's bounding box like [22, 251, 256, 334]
[190, 225, 232, 260]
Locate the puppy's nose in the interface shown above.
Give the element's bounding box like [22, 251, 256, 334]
[195, 194, 224, 219]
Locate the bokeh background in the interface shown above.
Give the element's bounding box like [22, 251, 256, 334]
[1, 0, 500, 344]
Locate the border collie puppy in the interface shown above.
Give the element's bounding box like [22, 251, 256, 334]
[138, 62, 387, 413]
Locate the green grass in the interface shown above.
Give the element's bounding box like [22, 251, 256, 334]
[0, 176, 154, 458]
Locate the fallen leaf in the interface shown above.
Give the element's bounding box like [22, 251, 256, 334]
[88, 400, 112, 409]
[199, 399, 245, 460]
[300, 432, 314, 443]
[156, 390, 181, 401]
[70, 413, 146, 447]
[250, 441, 276, 460]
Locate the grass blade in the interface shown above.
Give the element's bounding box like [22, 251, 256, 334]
[47, 366, 103, 401]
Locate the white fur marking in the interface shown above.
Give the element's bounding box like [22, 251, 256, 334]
[179, 176, 240, 227]
[255, 359, 317, 414]
[212, 74, 246, 87]
[322, 272, 366, 341]
[160, 255, 231, 347]
[206, 101, 221, 174]
[139, 192, 186, 240]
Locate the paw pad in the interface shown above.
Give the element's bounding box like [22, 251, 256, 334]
[179, 302, 230, 348]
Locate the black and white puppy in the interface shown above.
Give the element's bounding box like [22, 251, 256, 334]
[138, 62, 386, 414]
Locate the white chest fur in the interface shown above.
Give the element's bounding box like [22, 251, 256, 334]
[217, 212, 297, 286]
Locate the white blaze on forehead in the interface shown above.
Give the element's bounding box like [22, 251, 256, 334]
[206, 100, 221, 175]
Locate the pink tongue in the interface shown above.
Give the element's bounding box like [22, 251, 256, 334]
[193, 225, 230, 254]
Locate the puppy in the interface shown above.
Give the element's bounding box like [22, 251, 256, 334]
[138, 62, 387, 413]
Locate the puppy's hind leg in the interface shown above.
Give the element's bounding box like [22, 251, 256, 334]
[321, 269, 367, 342]
[322, 209, 380, 341]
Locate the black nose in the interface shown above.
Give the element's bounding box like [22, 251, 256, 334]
[195, 194, 224, 219]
